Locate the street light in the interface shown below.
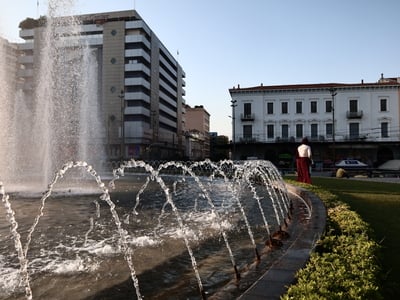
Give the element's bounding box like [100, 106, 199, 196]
[329, 88, 337, 165]
[118, 89, 125, 160]
[231, 99, 237, 160]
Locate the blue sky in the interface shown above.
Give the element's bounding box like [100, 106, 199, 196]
[1, 0, 399, 137]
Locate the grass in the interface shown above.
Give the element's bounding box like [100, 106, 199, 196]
[285, 176, 400, 299]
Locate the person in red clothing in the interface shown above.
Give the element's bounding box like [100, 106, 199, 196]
[296, 137, 312, 184]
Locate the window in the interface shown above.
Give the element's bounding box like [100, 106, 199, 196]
[349, 123, 359, 139]
[267, 124, 274, 139]
[381, 122, 389, 137]
[244, 103, 252, 116]
[296, 124, 303, 138]
[267, 102, 274, 114]
[281, 124, 289, 138]
[380, 99, 387, 112]
[326, 123, 333, 137]
[296, 101, 302, 114]
[243, 125, 252, 139]
[311, 124, 318, 139]
[281, 102, 288, 114]
[349, 100, 358, 112]
[326, 100, 332, 113]
[311, 101, 317, 113]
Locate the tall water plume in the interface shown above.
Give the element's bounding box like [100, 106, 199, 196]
[0, 37, 18, 182]
[0, 0, 106, 189]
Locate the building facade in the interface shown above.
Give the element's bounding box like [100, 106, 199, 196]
[229, 76, 400, 168]
[18, 10, 186, 161]
[183, 104, 210, 160]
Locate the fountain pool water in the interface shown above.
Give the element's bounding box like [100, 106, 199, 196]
[0, 159, 311, 300]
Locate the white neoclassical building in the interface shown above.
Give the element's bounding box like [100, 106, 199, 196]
[229, 75, 400, 167]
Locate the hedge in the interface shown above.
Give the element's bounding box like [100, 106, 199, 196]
[281, 182, 382, 300]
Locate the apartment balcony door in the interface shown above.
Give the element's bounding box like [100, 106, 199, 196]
[349, 123, 359, 139]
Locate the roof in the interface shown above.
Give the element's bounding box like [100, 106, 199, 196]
[229, 81, 400, 94]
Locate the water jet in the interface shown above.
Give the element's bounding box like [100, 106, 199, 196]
[0, 159, 310, 299]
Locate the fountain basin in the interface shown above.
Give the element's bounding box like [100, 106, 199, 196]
[1, 160, 325, 299]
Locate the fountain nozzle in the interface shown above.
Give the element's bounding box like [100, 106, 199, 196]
[200, 288, 207, 299]
[234, 265, 241, 282]
[254, 247, 261, 261]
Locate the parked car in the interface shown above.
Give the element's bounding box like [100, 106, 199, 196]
[373, 159, 400, 177]
[377, 159, 400, 171]
[335, 159, 368, 168]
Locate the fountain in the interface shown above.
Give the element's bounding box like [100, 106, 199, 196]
[0, 1, 322, 299]
[0, 159, 310, 300]
[0, 0, 106, 191]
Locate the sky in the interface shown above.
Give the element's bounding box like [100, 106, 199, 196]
[1, 0, 399, 138]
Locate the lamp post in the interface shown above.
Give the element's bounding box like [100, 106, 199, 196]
[329, 88, 337, 165]
[231, 99, 237, 160]
[119, 89, 125, 160]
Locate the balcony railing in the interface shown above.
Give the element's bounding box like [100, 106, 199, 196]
[239, 136, 257, 143]
[344, 135, 368, 141]
[346, 110, 363, 119]
[240, 113, 255, 121]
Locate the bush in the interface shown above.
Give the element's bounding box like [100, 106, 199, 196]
[281, 183, 382, 300]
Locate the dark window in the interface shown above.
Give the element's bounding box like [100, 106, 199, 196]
[125, 114, 150, 123]
[326, 123, 333, 136]
[311, 124, 318, 138]
[296, 124, 303, 138]
[349, 100, 358, 112]
[243, 125, 252, 138]
[125, 70, 150, 81]
[281, 102, 288, 114]
[126, 85, 150, 95]
[282, 124, 289, 138]
[326, 100, 332, 113]
[381, 122, 389, 137]
[380, 99, 387, 112]
[311, 101, 317, 113]
[126, 100, 150, 109]
[267, 124, 274, 138]
[349, 123, 359, 139]
[244, 103, 252, 115]
[267, 102, 273, 114]
[296, 101, 302, 114]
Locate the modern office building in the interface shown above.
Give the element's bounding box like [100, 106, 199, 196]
[229, 75, 400, 167]
[18, 10, 186, 161]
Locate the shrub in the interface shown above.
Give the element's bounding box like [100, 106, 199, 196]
[281, 183, 382, 300]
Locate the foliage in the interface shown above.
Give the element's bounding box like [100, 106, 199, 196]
[281, 181, 382, 300]
[19, 16, 47, 30]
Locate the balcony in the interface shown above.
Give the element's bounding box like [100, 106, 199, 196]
[240, 113, 255, 121]
[310, 135, 326, 142]
[344, 134, 368, 141]
[275, 136, 296, 143]
[239, 136, 257, 143]
[346, 110, 363, 119]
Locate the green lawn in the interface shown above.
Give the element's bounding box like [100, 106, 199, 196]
[286, 176, 400, 299]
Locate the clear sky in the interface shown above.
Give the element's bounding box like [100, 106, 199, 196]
[1, 0, 399, 138]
